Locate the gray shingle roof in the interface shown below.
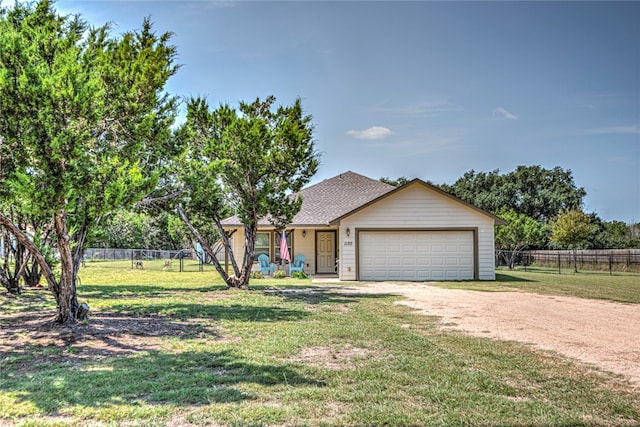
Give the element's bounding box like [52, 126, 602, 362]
[220, 171, 395, 227]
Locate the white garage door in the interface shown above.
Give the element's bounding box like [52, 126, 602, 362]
[359, 231, 474, 281]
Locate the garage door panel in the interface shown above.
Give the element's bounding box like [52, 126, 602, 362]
[460, 258, 473, 267]
[445, 258, 459, 267]
[416, 245, 431, 255]
[402, 271, 417, 280]
[416, 258, 430, 267]
[430, 270, 445, 280]
[359, 231, 474, 281]
[403, 258, 416, 267]
[388, 257, 402, 267]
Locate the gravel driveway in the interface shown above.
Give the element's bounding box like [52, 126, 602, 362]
[333, 282, 640, 390]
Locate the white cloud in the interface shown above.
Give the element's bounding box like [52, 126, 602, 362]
[346, 126, 394, 140]
[492, 107, 518, 120]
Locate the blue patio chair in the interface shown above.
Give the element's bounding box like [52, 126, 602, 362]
[258, 254, 275, 276]
[289, 254, 306, 275]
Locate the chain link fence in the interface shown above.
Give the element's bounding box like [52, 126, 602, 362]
[83, 248, 224, 272]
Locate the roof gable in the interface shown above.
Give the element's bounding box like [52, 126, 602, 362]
[330, 179, 507, 225]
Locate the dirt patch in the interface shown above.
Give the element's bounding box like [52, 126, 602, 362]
[333, 282, 640, 390]
[289, 345, 375, 369]
[0, 311, 224, 373]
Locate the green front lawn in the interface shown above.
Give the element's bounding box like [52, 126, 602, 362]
[441, 269, 640, 304]
[1, 264, 638, 426]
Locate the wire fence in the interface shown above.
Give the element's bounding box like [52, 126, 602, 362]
[83, 248, 224, 272]
[11, 246, 639, 276]
[496, 249, 640, 275]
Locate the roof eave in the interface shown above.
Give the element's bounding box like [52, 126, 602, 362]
[222, 223, 337, 229]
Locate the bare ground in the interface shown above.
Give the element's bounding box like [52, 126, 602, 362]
[0, 310, 229, 375]
[332, 282, 640, 391]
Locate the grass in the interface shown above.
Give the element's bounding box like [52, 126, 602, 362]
[0, 264, 639, 426]
[439, 268, 640, 304]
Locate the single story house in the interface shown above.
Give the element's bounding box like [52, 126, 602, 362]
[221, 171, 505, 281]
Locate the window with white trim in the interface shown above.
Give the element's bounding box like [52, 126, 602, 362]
[254, 232, 270, 260]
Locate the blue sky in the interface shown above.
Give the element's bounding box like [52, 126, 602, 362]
[41, 1, 640, 222]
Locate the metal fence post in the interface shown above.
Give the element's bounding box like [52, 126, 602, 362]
[609, 253, 613, 276]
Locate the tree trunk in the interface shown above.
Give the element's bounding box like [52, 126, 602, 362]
[23, 257, 42, 287]
[176, 206, 229, 279]
[572, 248, 578, 274]
[226, 223, 255, 289]
[212, 217, 241, 277]
[506, 251, 516, 270]
[71, 223, 89, 280]
[1, 228, 21, 294]
[176, 205, 254, 289]
[0, 212, 60, 301]
[53, 212, 82, 324]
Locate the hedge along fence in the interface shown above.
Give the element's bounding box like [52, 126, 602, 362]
[496, 249, 640, 274]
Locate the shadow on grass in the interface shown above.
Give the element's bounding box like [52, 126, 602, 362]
[260, 285, 394, 305]
[0, 310, 223, 363]
[0, 288, 55, 315]
[0, 348, 324, 413]
[80, 283, 228, 300]
[106, 301, 310, 322]
[495, 272, 537, 283]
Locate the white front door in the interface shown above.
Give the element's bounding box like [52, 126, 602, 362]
[316, 231, 336, 274]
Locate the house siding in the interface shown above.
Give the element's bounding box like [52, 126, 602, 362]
[294, 229, 316, 274]
[338, 183, 497, 281]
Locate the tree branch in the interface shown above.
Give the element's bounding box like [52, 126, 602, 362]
[0, 212, 59, 297]
[140, 188, 186, 206]
[175, 205, 233, 284]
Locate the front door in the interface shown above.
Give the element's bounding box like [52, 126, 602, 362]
[316, 231, 336, 274]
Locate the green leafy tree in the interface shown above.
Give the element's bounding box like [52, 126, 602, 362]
[380, 176, 412, 187]
[550, 209, 592, 273]
[0, 1, 178, 323]
[441, 165, 586, 222]
[87, 209, 189, 250]
[584, 217, 640, 249]
[162, 96, 318, 289]
[440, 169, 514, 215]
[495, 209, 547, 269]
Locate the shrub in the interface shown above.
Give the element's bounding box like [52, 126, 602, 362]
[292, 270, 309, 279]
[273, 270, 286, 279]
[250, 271, 264, 279]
